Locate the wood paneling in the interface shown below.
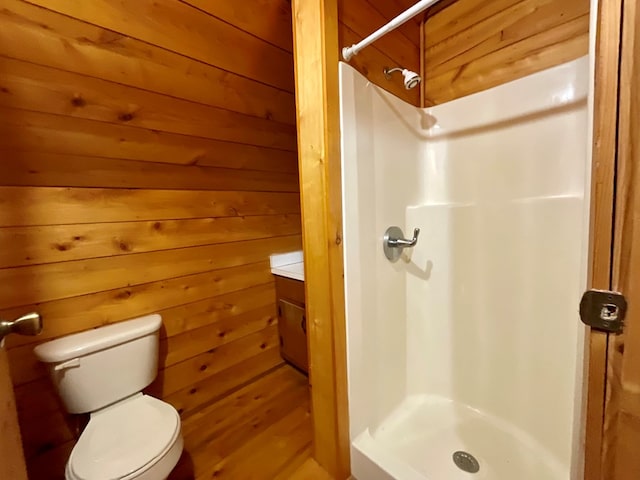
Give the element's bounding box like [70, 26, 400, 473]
[0, 0, 295, 124]
[0, 215, 301, 269]
[25, 0, 295, 92]
[0, 153, 300, 190]
[0, 238, 299, 309]
[0, 1, 301, 478]
[0, 187, 299, 226]
[0, 58, 297, 151]
[341, 0, 418, 69]
[182, 0, 294, 53]
[161, 305, 277, 368]
[165, 347, 284, 418]
[3, 263, 274, 349]
[369, 0, 423, 48]
[422, 0, 590, 105]
[0, 108, 297, 171]
[339, 0, 421, 105]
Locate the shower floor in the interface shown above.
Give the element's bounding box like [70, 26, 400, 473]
[352, 395, 565, 480]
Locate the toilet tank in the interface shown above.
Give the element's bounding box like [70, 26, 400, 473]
[34, 314, 162, 414]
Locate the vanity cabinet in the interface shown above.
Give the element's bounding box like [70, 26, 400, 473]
[274, 276, 308, 373]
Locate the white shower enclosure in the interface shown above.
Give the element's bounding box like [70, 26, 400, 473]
[340, 57, 591, 480]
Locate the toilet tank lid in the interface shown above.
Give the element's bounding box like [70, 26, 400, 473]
[34, 314, 162, 363]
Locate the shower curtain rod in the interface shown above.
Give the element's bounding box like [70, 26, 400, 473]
[342, 0, 442, 61]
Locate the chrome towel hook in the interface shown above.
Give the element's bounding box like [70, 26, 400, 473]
[383, 226, 420, 262]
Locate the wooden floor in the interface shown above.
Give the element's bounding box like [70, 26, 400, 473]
[169, 363, 319, 480]
[289, 458, 335, 480]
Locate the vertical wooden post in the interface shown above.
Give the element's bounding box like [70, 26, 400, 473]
[291, 0, 350, 478]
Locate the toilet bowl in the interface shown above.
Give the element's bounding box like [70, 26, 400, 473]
[34, 314, 183, 480]
[65, 394, 183, 480]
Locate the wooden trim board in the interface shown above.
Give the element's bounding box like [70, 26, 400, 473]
[601, 0, 640, 477]
[291, 0, 351, 477]
[583, 1, 623, 479]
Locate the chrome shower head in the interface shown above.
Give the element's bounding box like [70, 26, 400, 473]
[383, 67, 422, 90]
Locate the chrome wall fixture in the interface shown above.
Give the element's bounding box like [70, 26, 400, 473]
[383, 67, 422, 90]
[383, 226, 420, 262]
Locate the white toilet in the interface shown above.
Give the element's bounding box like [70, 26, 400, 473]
[34, 314, 183, 480]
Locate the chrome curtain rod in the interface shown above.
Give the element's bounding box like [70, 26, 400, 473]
[342, 0, 443, 61]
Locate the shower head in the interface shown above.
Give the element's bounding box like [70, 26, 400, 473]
[383, 67, 422, 90]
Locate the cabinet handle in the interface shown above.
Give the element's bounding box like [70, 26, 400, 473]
[301, 315, 307, 334]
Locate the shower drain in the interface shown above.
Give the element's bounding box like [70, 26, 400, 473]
[452, 451, 480, 473]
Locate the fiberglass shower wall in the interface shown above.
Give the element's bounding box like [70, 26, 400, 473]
[341, 58, 589, 478]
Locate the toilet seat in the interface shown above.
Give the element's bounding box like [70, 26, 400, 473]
[66, 394, 181, 480]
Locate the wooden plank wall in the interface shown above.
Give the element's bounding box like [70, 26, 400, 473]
[422, 0, 590, 105]
[338, 0, 422, 105]
[0, 1, 301, 478]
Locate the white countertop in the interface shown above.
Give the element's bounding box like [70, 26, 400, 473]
[270, 251, 304, 282]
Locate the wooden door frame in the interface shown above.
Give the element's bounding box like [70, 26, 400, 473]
[0, 348, 28, 480]
[584, 0, 625, 479]
[292, 0, 622, 478]
[598, 0, 640, 476]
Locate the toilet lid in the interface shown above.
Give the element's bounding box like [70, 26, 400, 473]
[68, 394, 180, 480]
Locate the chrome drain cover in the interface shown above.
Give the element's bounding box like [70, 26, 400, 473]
[452, 451, 480, 473]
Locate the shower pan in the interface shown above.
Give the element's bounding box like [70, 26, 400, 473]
[340, 56, 591, 480]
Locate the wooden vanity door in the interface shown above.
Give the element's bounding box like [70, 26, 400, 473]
[278, 300, 308, 373]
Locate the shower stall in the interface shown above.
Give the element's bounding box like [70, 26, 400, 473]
[340, 55, 591, 479]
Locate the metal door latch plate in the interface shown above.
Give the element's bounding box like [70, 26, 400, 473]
[579, 289, 627, 333]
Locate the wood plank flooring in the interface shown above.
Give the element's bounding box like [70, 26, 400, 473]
[288, 459, 335, 480]
[169, 364, 318, 480]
